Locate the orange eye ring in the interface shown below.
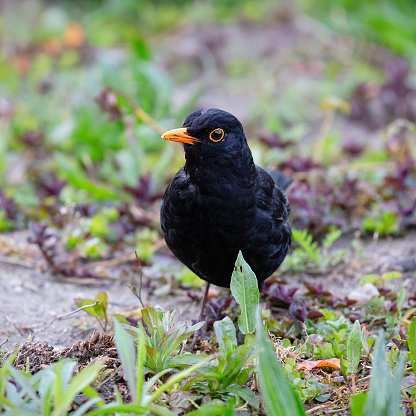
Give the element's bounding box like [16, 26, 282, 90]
[209, 128, 225, 142]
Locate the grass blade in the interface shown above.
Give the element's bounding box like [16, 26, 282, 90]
[362, 332, 405, 416]
[256, 311, 306, 416]
[136, 322, 146, 405]
[408, 317, 416, 373]
[51, 360, 103, 416]
[113, 318, 137, 401]
[146, 355, 212, 405]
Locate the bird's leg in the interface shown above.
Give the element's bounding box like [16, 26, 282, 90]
[190, 282, 210, 351]
[198, 282, 210, 322]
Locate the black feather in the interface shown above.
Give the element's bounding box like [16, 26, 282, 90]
[161, 109, 292, 289]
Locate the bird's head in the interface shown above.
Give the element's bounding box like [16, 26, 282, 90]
[161, 109, 247, 161]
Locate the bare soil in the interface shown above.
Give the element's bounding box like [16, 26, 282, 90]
[1, 231, 415, 353]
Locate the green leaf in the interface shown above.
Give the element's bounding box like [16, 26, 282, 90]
[230, 251, 259, 334]
[145, 355, 212, 405]
[187, 404, 232, 416]
[85, 404, 177, 416]
[323, 228, 341, 250]
[54, 152, 118, 200]
[315, 393, 332, 403]
[113, 314, 128, 324]
[51, 360, 104, 416]
[235, 366, 253, 386]
[227, 384, 259, 410]
[135, 322, 146, 406]
[113, 318, 137, 401]
[381, 271, 402, 280]
[71, 397, 103, 416]
[4, 365, 37, 402]
[350, 392, 367, 416]
[166, 353, 206, 368]
[361, 327, 372, 356]
[82, 385, 105, 408]
[74, 298, 96, 315]
[94, 292, 108, 319]
[359, 274, 381, 285]
[142, 306, 164, 344]
[158, 321, 204, 366]
[220, 334, 256, 388]
[362, 332, 405, 416]
[256, 312, 306, 416]
[142, 368, 172, 398]
[347, 320, 362, 374]
[74, 292, 107, 321]
[214, 317, 237, 362]
[408, 317, 416, 374]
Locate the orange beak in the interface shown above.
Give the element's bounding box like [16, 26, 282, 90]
[161, 128, 200, 145]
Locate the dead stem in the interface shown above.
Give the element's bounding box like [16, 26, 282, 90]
[31, 300, 100, 341]
[114, 89, 166, 136]
[305, 397, 345, 414]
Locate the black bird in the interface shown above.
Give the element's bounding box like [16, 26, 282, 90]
[160, 108, 292, 322]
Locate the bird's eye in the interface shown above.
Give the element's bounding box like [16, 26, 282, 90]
[209, 128, 225, 142]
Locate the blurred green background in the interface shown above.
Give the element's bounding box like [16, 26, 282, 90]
[0, 0, 415, 250]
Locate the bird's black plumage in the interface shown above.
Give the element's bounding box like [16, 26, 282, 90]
[160, 108, 291, 291]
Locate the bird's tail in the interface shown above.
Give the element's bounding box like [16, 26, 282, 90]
[266, 169, 293, 190]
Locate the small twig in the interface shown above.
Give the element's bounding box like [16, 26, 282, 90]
[37, 243, 60, 273]
[326, 408, 348, 414]
[95, 364, 122, 389]
[4, 315, 24, 337]
[126, 251, 145, 309]
[148, 238, 167, 255]
[360, 341, 375, 390]
[114, 89, 166, 135]
[0, 256, 34, 269]
[305, 397, 344, 414]
[31, 300, 100, 341]
[0, 338, 8, 349]
[89, 252, 136, 268]
[128, 204, 161, 224]
[351, 374, 357, 395]
[135, 251, 143, 307]
[179, 340, 186, 356]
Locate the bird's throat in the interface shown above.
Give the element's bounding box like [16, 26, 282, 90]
[183, 146, 257, 192]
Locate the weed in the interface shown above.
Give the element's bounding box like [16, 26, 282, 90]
[128, 307, 205, 374]
[281, 228, 347, 273]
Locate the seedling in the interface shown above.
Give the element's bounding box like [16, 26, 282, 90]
[282, 228, 347, 273]
[126, 307, 205, 373]
[74, 292, 109, 332]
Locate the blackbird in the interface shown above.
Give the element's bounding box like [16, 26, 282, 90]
[161, 108, 292, 320]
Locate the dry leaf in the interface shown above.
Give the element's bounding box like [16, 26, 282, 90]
[64, 22, 84, 48]
[297, 358, 341, 371]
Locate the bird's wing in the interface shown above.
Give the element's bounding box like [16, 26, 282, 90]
[256, 167, 291, 219]
[241, 166, 291, 280]
[265, 169, 293, 191]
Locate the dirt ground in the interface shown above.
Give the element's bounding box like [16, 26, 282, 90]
[1, 230, 415, 353]
[1, 3, 415, 356]
[0, 230, 200, 351]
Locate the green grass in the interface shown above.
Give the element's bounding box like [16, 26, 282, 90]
[2, 255, 415, 415]
[1, 0, 416, 414]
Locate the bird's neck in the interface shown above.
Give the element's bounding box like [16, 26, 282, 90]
[184, 146, 257, 192]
